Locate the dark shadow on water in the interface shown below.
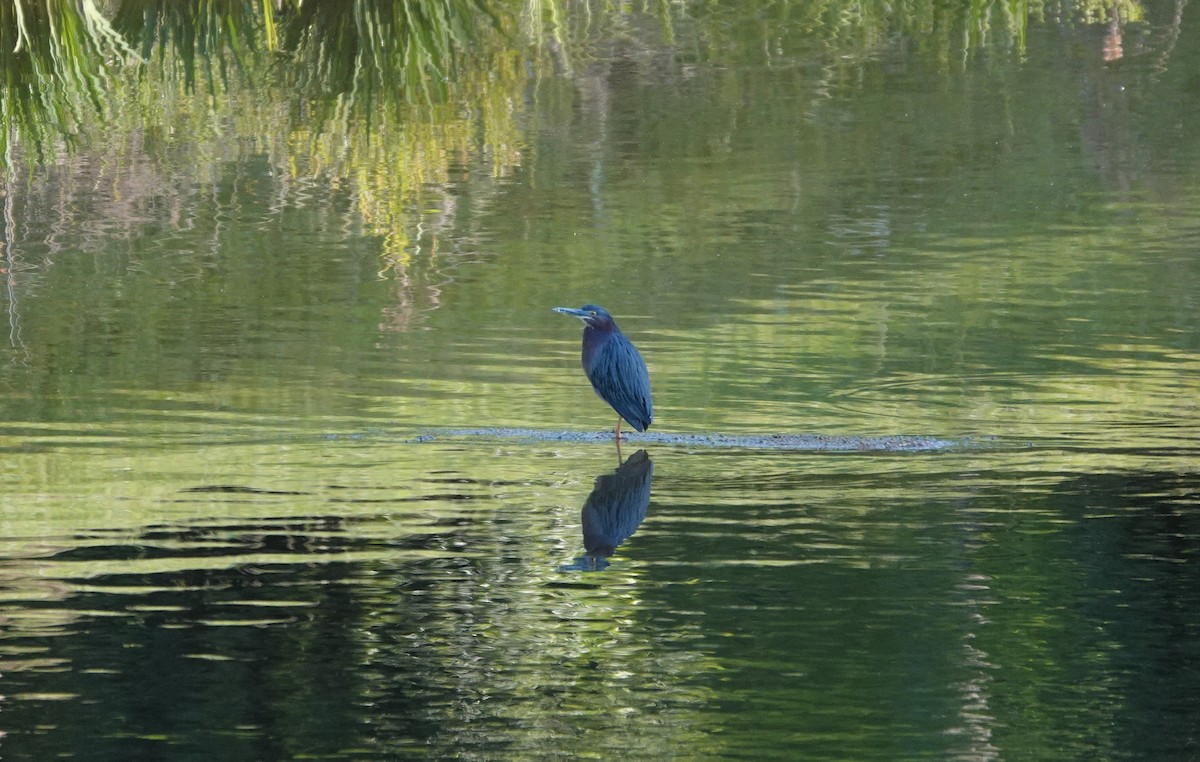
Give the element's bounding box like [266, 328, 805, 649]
[560, 449, 653, 572]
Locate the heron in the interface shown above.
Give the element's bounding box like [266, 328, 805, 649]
[553, 304, 653, 439]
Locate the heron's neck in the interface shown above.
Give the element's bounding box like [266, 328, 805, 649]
[581, 324, 616, 367]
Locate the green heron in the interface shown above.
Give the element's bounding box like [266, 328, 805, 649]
[553, 304, 653, 438]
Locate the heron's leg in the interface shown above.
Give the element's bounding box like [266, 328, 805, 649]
[616, 416, 623, 440]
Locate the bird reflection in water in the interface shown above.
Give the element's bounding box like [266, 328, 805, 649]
[561, 449, 653, 572]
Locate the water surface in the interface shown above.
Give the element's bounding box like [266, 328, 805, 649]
[1, 4, 1198, 759]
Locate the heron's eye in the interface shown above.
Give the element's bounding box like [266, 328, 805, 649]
[589, 311, 597, 316]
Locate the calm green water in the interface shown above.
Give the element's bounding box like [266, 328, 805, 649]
[1, 3, 1199, 760]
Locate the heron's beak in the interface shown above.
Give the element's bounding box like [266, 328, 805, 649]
[553, 307, 589, 320]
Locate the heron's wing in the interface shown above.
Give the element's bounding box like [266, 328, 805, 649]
[589, 335, 653, 431]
